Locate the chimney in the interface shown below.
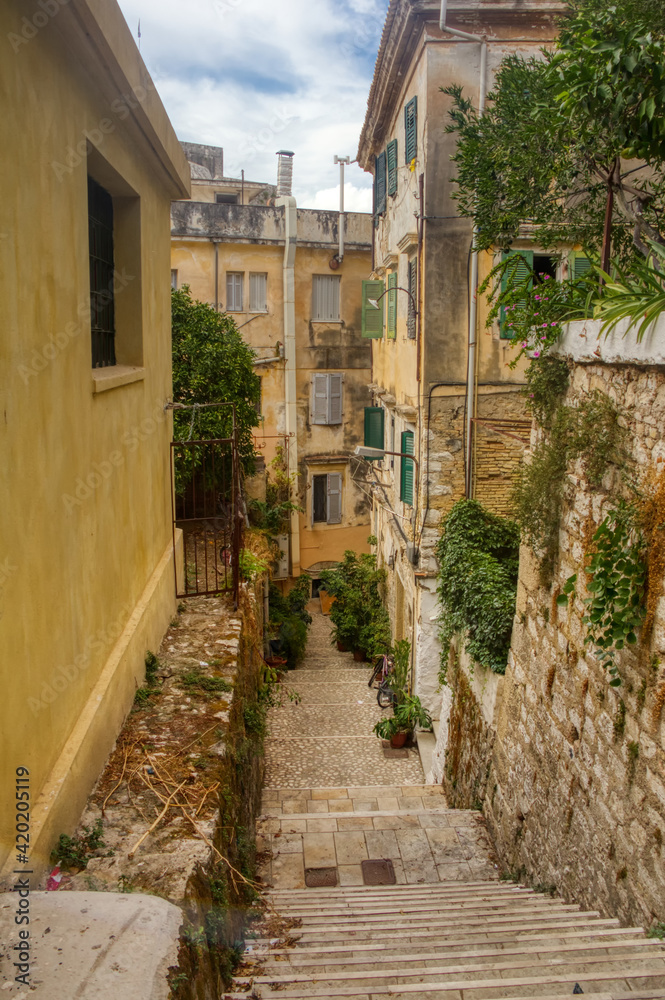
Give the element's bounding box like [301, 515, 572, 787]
[276, 150, 295, 197]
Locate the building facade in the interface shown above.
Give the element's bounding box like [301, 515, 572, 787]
[0, 0, 190, 874]
[171, 150, 374, 582]
[356, 0, 563, 715]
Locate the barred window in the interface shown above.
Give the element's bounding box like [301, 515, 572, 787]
[88, 176, 116, 368]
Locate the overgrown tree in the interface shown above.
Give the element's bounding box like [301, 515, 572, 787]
[444, 1, 665, 262]
[171, 285, 260, 472]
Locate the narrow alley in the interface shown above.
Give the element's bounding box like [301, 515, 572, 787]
[227, 612, 665, 999]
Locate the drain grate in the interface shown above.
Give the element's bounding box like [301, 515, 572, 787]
[305, 867, 338, 887]
[361, 859, 396, 885]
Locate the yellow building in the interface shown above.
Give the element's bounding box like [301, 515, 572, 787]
[356, 0, 562, 714]
[0, 0, 190, 875]
[171, 149, 374, 583]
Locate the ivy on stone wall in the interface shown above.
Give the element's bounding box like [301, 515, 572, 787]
[436, 500, 520, 675]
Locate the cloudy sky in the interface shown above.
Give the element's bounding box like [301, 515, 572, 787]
[116, 0, 390, 212]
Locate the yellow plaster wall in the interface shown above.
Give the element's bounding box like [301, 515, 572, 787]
[0, 0, 189, 874]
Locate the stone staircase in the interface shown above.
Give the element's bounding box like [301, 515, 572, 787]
[231, 879, 665, 999]
[234, 614, 665, 999]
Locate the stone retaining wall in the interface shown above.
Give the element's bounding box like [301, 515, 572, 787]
[441, 360, 665, 929]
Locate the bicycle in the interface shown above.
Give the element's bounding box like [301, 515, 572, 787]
[368, 654, 396, 709]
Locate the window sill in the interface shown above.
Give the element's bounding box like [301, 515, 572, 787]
[310, 319, 342, 325]
[92, 365, 145, 394]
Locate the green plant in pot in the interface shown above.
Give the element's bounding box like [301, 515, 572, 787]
[374, 693, 433, 748]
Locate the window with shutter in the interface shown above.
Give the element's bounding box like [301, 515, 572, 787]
[226, 272, 244, 312]
[499, 251, 533, 338]
[375, 151, 387, 216]
[407, 260, 417, 339]
[311, 373, 343, 425]
[249, 272, 268, 312]
[400, 430, 414, 506]
[328, 374, 343, 425]
[312, 275, 341, 321]
[327, 473, 342, 524]
[570, 251, 592, 283]
[362, 279, 384, 338]
[312, 373, 330, 425]
[387, 140, 398, 196]
[171, 269, 178, 291]
[404, 97, 417, 164]
[312, 475, 327, 523]
[364, 407, 385, 455]
[387, 273, 397, 339]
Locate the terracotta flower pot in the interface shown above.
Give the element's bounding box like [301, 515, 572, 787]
[336, 641, 349, 652]
[390, 731, 408, 748]
[353, 649, 366, 662]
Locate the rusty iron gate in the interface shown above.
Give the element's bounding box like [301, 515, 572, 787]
[170, 437, 242, 605]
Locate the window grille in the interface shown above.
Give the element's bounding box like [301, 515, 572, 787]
[88, 176, 116, 368]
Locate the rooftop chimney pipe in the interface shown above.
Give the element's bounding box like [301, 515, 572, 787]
[276, 150, 295, 197]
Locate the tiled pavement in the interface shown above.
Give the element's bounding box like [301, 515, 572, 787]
[264, 608, 425, 789]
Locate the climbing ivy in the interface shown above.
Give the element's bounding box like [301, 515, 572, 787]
[436, 500, 520, 676]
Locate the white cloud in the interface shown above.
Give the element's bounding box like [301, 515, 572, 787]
[118, 0, 387, 208]
[310, 183, 372, 214]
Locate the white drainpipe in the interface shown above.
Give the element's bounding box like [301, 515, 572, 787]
[334, 155, 350, 262]
[276, 191, 300, 577]
[439, 0, 487, 498]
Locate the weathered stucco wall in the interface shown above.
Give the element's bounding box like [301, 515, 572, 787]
[442, 359, 665, 929]
[0, 0, 189, 875]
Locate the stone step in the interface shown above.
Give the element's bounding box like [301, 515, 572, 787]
[256, 934, 656, 971]
[272, 902, 591, 929]
[248, 926, 646, 960]
[236, 947, 664, 987]
[229, 963, 665, 998]
[266, 889, 558, 914]
[269, 903, 595, 936]
[244, 913, 622, 947]
[267, 882, 520, 900]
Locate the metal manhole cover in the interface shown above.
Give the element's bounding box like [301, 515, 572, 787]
[305, 867, 338, 887]
[382, 746, 409, 759]
[361, 859, 396, 885]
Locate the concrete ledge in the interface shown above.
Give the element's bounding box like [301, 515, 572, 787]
[0, 891, 181, 998]
[556, 316, 665, 365]
[92, 365, 145, 393]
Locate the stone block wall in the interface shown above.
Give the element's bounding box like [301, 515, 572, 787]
[442, 361, 665, 929]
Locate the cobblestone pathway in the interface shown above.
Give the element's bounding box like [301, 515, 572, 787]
[264, 607, 425, 788]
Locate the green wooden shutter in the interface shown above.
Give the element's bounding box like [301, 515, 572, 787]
[499, 250, 533, 339]
[404, 97, 417, 164]
[387, 139, 398, 196]
[375, 151, 387, 216]
[407, 259, 417, 339]
[387, 272, 397, 340]
[362, 279, 384, 339]
[571, 251, 592, 283]
[364, 407, 385, 456]
[400, 430, 414, 506]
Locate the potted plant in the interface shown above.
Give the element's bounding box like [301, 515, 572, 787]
[373, 693, 433, 748]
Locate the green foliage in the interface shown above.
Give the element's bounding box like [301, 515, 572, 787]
[248, 448, 302, 537]
[388, 639, 411, 705]
[374, 693, 432, 739]
[171, 285, 260, 472]
[437, 501, 520, 674]
[647, 922, 665, 940]
[181, 671, 233, 695]
[524, 356, 571, 429]
[322, 547, 392, 659]
[443, 5, 665, 261]
[52, 819, 107, 870]
[512, 391, 627, 580]
[145, 651, 160, 686]
[560, 502, 646, 680]
[268, 576, 312, 668]
[238, 549, 269, 581]
[592, 241, 665, 339]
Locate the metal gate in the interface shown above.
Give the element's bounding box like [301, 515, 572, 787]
[170, 437, 242, 605]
